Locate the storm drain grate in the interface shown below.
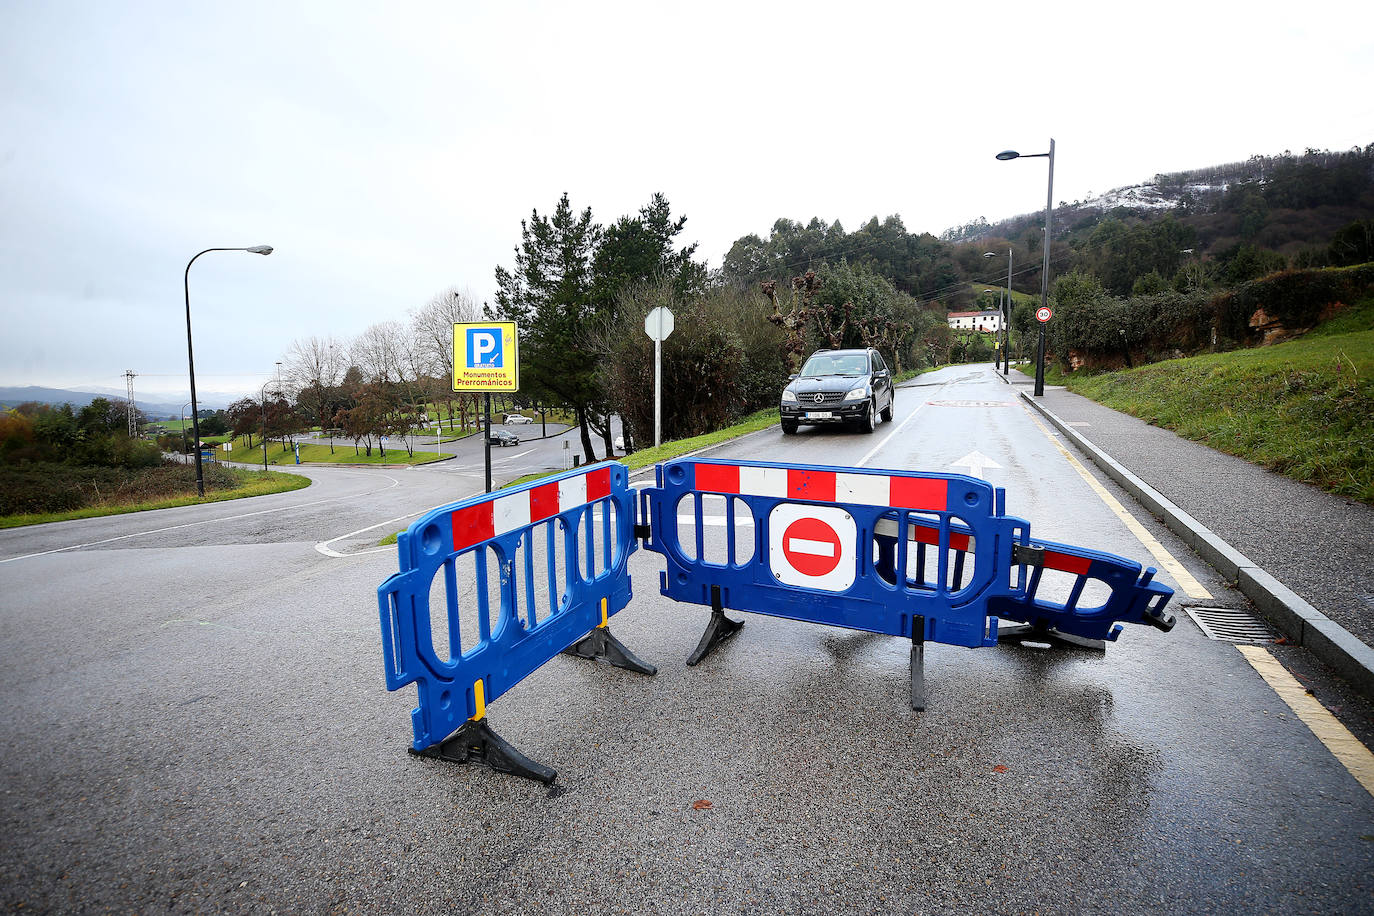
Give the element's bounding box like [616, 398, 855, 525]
[1183, 605, 1280, 642]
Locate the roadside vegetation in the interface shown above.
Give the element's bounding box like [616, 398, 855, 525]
[0, 464, 309, 529]
[1047, 295, 1374, 503]
[0, 397, 309, 528]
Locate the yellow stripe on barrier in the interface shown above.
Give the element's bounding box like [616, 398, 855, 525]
[599, 597, 608, 629]
[472, 678, 486, 721]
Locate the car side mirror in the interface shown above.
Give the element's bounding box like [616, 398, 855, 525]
[788, 373, 798, 381]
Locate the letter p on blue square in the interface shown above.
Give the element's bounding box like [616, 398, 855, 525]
[467, 329, 504, 368]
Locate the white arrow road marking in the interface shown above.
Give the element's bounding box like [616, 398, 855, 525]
[950, 450, 1003, 478]
[788, 537, 836, 557]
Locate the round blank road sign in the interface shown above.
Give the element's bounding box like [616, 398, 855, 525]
[768, 503, 856, 592]
[1036, 306, 1053, 323]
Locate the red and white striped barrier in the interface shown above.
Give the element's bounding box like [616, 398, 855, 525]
[451, 465, 614, 551]
[691, 462, 949, 512]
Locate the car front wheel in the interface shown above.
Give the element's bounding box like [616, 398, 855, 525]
[781, 418, 798, 435]
[859, 399, 876, 433]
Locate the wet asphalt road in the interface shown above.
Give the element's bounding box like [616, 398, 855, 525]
[1, 364, 1371, 914]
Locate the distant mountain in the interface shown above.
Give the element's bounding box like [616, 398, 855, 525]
[941, 145, 1374, 255]
[0, 385, 233, 418]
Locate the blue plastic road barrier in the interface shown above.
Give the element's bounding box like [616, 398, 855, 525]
[377, 462, 654, 783]
[640, 458, 1174, 708]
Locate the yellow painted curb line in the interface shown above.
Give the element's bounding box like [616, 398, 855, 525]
[1238, 645, 1374, 797]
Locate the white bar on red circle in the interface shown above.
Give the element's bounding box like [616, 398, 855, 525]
[788, 537, 837, 558]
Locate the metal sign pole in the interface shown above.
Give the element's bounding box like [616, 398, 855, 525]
[1034, 138, 1055, 397]
[484, 392, 492, 493]
[655, 331, 662, 449]
[644, 306, 673, 450]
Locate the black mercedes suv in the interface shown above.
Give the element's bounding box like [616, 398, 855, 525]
[779, 347, 895, 434]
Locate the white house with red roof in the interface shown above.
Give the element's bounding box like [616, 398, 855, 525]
[946, 310, 1004, 332]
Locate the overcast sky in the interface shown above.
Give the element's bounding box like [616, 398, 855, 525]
[3, 1, 1371, 400]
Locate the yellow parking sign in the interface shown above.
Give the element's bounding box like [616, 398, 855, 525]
[452, 321, 519, 392]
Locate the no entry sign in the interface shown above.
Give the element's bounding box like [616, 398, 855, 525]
[768, 503, 856, 591]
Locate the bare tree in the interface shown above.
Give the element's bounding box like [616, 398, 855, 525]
[411, 287, 483, 432]
[281, 335, 346, 440]
[281, 336, 345, 392]
[351, 321, 409, 385]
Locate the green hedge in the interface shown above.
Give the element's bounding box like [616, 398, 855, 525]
[0, 462, 245, 516]
[1051, 263, 1374, 370]
[1213, 262, 1374, 342]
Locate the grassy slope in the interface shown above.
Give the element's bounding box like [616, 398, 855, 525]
[1056, 298, 1374, 503]
[0, 468, 311, 529]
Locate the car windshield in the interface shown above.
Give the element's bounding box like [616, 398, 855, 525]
[800, 354, 868, 377]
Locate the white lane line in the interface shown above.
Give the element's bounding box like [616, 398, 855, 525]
[0, 474, 402, 566]
[315, 511, 424, 558]
[491, 448, 536, 464]
[1238, 645, 1374, 797]
[1022, 405, 1212, 600]
[856, 400, 934, 468]
[855, 375, 967, 468]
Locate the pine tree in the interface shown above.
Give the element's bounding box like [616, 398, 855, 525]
[494, 193, 603, 462]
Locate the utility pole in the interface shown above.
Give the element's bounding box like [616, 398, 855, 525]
[124, 370, 139, 437]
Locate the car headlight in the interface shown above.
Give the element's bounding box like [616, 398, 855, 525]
[781, 389, 798, 403]
[846, 387, 868, 401]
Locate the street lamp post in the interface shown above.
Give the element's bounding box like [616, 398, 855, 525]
[185, 245, 273, 496]
[996, 140, 1055, 396]
[260, 381, 278, 470]
[180, 401, 191, 458]
[985, 248, 1013, 377]
[982, 289, 996, 365]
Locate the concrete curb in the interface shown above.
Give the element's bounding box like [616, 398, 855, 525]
[1018, 390, 1374, 700]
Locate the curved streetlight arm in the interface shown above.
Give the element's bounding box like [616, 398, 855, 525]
[995, 140, 1054, 396]
[184, 246, 273, 496]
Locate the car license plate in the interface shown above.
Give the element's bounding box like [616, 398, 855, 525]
[806, 411, 833, 419]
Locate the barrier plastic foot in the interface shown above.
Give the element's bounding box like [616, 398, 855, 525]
[410, 718, 557, 785]
[997, 621, 1107, 651]
[910, 615, 926, 711]
[910, 643, 926, 711]
[563, 626, 658, 676]
[687, 586, 744, 667]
